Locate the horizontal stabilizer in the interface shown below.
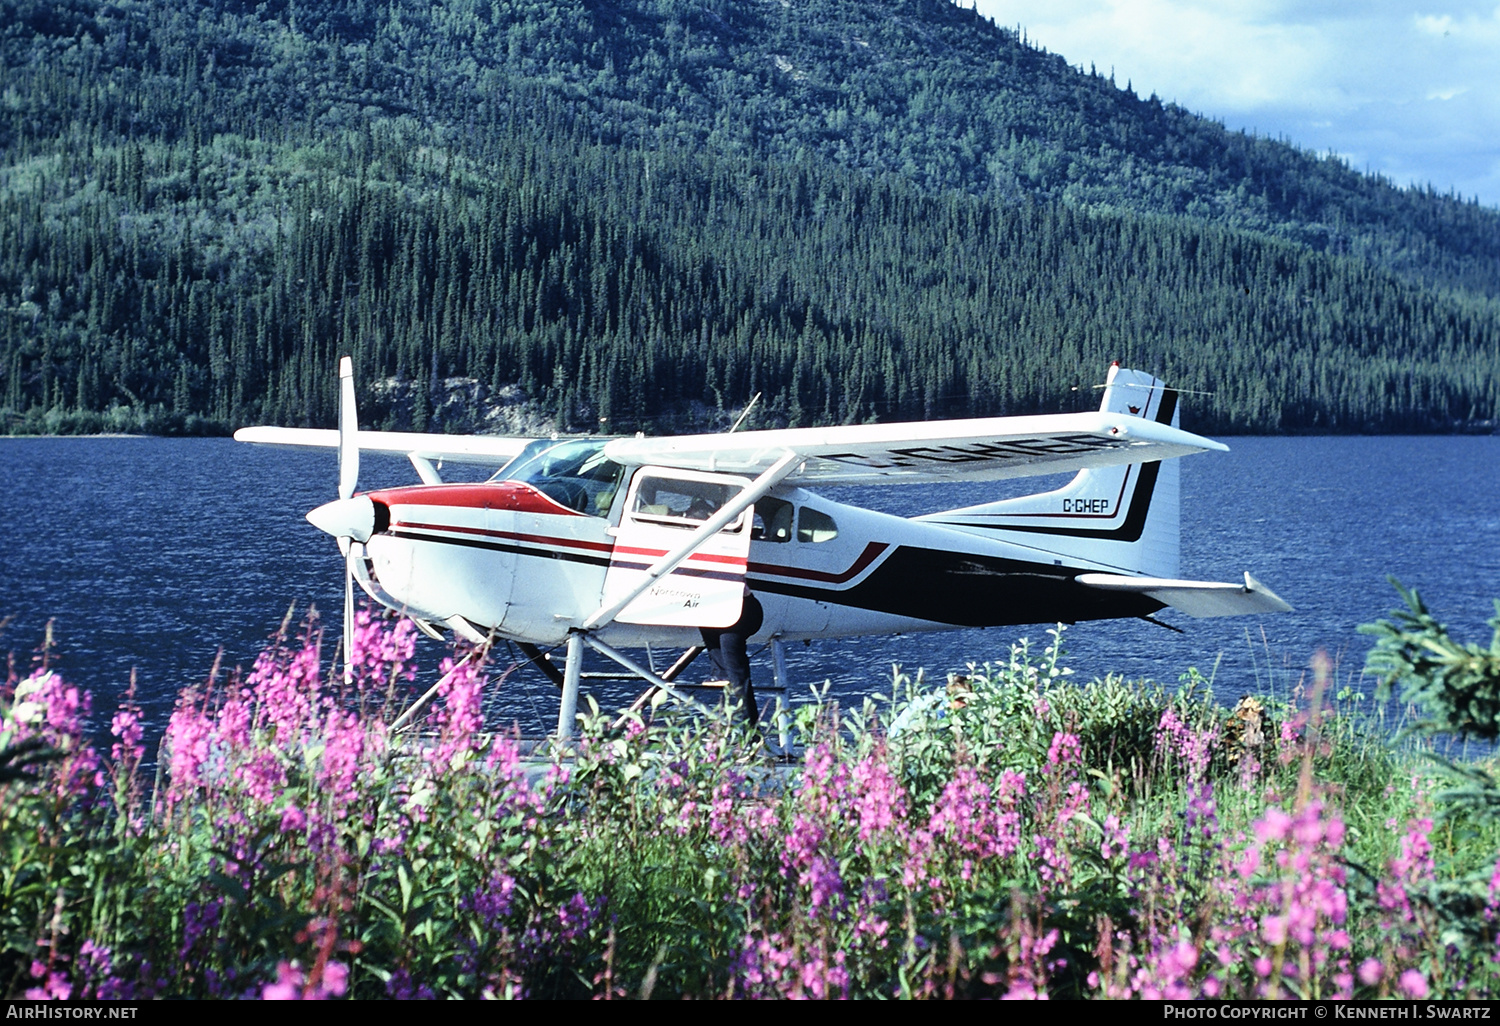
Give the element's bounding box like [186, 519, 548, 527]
[233, 427, 533, 467]
[1076, 571, 1293, 618]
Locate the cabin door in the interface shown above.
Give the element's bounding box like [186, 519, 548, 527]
[603, 467, 753, 628]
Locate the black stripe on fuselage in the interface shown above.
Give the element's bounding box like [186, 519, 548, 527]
[994, 459, 1160, 542]
[389, 529, 613, 568]
[604, 559, 745, 584]
[387, 529, 743, 583]
[752, 544, 1164, 628]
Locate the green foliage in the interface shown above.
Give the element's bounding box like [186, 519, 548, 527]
[1361, 583, 1500, 968]
[1363, 578, 1500, 741]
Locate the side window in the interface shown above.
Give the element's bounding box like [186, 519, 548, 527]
[752, 498, 794, 543]
[797, 507, 838, 544]
[631, 475, 743, 529]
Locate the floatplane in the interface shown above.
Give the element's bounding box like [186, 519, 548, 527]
[235, 360, 1290, 739]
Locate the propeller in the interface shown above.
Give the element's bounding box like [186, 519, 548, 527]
[300, 357, 360, 683]
[307, 358, 390, 684]
[303, 357, 378, 678]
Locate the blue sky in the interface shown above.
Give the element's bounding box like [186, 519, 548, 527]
[972, 0, 1500, 209]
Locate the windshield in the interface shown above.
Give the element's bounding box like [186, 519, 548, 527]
[490, 438, 625, 517]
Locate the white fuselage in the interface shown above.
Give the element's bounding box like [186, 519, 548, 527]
[355, 469, 1163, 650]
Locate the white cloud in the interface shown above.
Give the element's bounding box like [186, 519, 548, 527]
[970, 1, 1500, 206]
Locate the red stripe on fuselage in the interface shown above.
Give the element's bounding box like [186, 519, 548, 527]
[369, 481, 587, 518]
[611, 544, 747, 567]
[748, 542, 889, 585]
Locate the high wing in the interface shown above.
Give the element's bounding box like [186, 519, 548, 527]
[601, 411, 1227, 487]
[231, 426, 534, 468]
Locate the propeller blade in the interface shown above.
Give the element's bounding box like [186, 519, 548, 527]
[337, 356, 359, 500]
[343, 544, 356, 685]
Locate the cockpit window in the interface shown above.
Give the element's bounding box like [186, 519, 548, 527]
[490, 439, 625, 517]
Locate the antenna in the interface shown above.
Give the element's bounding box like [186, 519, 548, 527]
[728, 392, 762, 433]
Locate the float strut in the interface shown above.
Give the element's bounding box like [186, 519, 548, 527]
[556, 632, 585, 741]
[770, 638, 793, 749]
[390, 648, 482, 734]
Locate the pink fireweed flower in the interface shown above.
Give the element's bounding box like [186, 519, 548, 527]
[467, 872, 518, 929]
[239, 750, 288, 807]
[850, 747, 907, 842]
[1233, 798, 1351, 997]
[260, 960, 348, 1000]
[11, 670, 101, 795]
[109, 706, 144, 767]
[1099, 813, 1130, 860]
[247, 637, 323, 743]
[1184, 783, 1219, 843]
[214, 689, 254, 755]
[796, 742, 852, 822]
[163, 693, 214, 801]
[736, 933, 849, 999]
[76, 940, 129, 1001]
[928, 765, 1024, 863]
[1155, 707, 1217, 781]
[1398, 970, 1428, 999]
[1378, 816, 1435, 928]
[1137, 940, 1199, 1001]
[802, 855, 846, 913]
[995, 917, 1059, 1000]
[1392, 817, 1435, 884]
[1046, 731, 1082, 771]
[316, 707, 372, 812]
[426, 654, 487, 773]
[24, 971, 73, 1002]
[783, 813, 826, 873]
[347, 607, 418, 688]
[798, 950, 850, 1000]
[1278, 715, 1305, 765]
[1255, 806, 1293, 844]
[1262, 914, 1288, 946]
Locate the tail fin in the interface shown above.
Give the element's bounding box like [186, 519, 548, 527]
[918, 366, 1181, 577]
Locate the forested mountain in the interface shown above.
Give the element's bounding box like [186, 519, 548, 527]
[2, 0, 1497, 435]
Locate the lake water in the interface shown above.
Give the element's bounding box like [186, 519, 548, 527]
[2, 435, 1497, 739]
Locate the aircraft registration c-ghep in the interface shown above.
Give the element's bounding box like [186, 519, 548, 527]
[235, 360, 1291, 738]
